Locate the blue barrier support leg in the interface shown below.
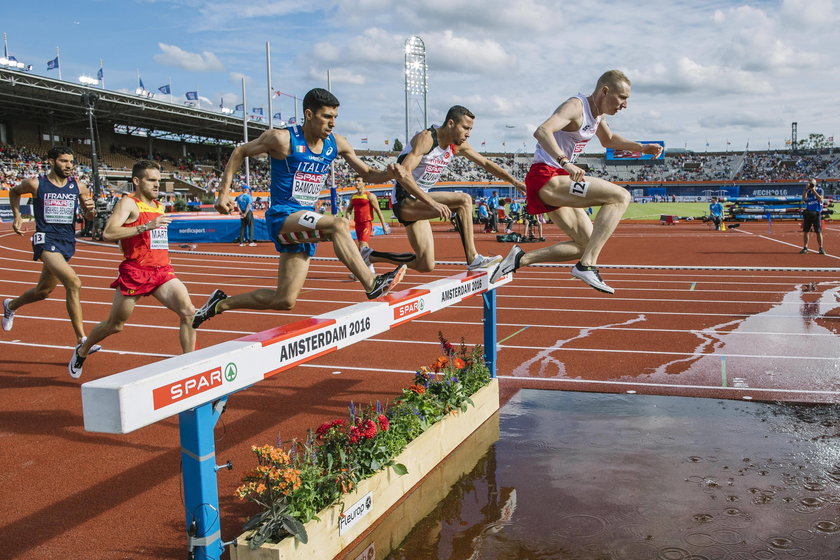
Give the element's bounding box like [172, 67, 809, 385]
[482, 289, 497, 378]
[179, 398, 227, 560]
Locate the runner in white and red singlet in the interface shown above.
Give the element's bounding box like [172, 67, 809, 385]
[365, 105, 525, 274]
[491, 70, 663, 294]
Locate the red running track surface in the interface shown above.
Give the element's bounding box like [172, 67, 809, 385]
[0, 218, 838, 558]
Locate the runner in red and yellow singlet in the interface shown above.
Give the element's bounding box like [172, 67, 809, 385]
[68, 160, 197, 379]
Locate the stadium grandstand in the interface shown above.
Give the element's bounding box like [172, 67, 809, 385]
[2, 66, 838, 205]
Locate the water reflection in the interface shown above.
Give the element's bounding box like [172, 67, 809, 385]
[372, 390, 840, 560]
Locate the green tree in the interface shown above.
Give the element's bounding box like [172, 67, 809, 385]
[393, 138, 403, 152]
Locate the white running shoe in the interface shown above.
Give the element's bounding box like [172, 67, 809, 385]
[68, 342, 86, 379]
[360, 246, 373, 266]
[570, 262, 615, 294]
[248, 242, 257, 247]
[2, 298, 15, 332]
[490, 245, 525, 283]
[468, 253, 502, 271]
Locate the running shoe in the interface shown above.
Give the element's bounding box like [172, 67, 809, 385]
[248, 242, 257, 247]
[490, 245, 525, 283]
[818, 248, 826, 255]
[468, 253, 502, 271]
[366, 265, 407, 300]
[571, 262, 615, 294]
[193, 289, 228, 328]
[800, 248, 809, 254]
[360, 246, 374, 267]
[2, 298, 14, 332]
[68, 342, 86, 379]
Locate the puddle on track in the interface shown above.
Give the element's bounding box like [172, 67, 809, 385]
[362, 389, 840, 560]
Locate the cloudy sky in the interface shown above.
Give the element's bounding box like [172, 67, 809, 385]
[4, 0, 839, 153]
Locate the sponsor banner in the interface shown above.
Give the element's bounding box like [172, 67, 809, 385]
[339, 492, 373, 536]
[0, 204, 32, 222]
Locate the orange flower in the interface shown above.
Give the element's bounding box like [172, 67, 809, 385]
[453, 357, 466, 369]
[409, 384, 426, 395]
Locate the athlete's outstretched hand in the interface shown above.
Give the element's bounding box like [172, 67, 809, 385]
[641, 143, 664, 158]
[215, 192, 235, 215]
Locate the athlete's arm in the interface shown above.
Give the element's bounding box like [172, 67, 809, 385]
[385, 130, 450, 217]
[334, 134, 399, 184]
[77, 182, 97, 221]
[103, 196, 171, 241]
[9, 177, 38, 235]
[534, 97, 586, 181]
[457, 142, 526, 193]
[368, 192, 389, 233]
[596, 120, 663, 158]
[217, 129, 289, 214]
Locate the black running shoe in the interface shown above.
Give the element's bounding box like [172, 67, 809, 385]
[193, 289, 228, 328]
[570, 262, 614, 294]
[366, 265, 407, 300]
[490, 245, 525, 283]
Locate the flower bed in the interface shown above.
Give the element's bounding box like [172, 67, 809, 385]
[229, 335, 499, 560]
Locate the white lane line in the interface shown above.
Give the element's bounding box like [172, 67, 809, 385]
[0, 339, 174, 358]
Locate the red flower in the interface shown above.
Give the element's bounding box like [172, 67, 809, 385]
[377, 414, 389, 432]
[316, 418, 347, 439]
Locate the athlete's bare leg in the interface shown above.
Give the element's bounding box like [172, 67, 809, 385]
[153, 278, 196, 353]
[535, 175, 629, 266]
[518, 207, 593, 267]
[77, 290, 137, 357]
[217, 252, 310, 312]
[39, 251, 86, 341]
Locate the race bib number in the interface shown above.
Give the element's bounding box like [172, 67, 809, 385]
[297, 211, 323, 230]
[150, 225, 169, 249]
[43, 198, 76, 224]
[569, 181, 590, 198]
[33, 232, 46, 245]
[291, 171, 327, 207]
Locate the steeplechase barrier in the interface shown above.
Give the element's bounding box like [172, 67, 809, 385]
[81, 268, 511, 559]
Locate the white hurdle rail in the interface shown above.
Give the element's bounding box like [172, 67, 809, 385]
[81, 269, 511, 559]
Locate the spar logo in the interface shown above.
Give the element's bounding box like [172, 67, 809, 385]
[152, 362, 236, 410]
[393, 297, 425, 320]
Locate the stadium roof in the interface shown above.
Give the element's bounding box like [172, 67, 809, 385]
[0, 68, 269, 143]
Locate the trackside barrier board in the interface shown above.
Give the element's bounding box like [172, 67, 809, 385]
[82, 269, 511, 434]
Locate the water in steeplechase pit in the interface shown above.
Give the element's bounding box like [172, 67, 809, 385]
[344, 389, 840, 560]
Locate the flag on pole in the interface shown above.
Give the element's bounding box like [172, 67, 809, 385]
[185, 91, 198, 101]
[384, 139, 389, 145]
[288, 117, 296, 125]
[219, 97, 224, 109]
[97, 67, 103, 80]
[158, 84, 171, 94]
[361, 137, 368, 144]
[47, 57, 59, 70]
[273, 113, 282, 120]
[252, 107, 263, 115]
[139, 77, 146, 90]
[235, 104, 244, 112]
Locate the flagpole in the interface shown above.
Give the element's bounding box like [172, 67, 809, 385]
[99, 57, 104, 89]
[3, 32, 8, 59]
[56, 46, 61, 80]
[294, 95, 298, 125]
[241, 77, 250, 188]
[266, 42, 273, 130]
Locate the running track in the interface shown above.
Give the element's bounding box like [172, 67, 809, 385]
[1, 219, 838, 558]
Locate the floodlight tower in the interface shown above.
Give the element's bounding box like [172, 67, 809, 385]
[404, 36, 428, 147]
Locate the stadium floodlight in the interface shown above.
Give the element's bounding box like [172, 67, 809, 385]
[79, 75, 99, 85]
[404, 35, 428, 146]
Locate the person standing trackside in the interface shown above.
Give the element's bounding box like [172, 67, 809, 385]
[709, 197, 724, 231]
[2, 146, 100, 350]
[345, 176, 390, 274]
[492, 70, 663, 293]
[487, 190, 500, 233]
[237, 185, 256, 246]
[801, 178, 825, 254]
[68, 160, 196, 378]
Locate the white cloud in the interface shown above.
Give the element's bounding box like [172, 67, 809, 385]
[699, 112, 783, 130]
[425, 30, 518, 75]
[153, 43, 224, 72]
[629, 57, 773, 95]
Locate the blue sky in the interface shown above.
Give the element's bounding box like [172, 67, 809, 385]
[4, 0, 839, 153]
